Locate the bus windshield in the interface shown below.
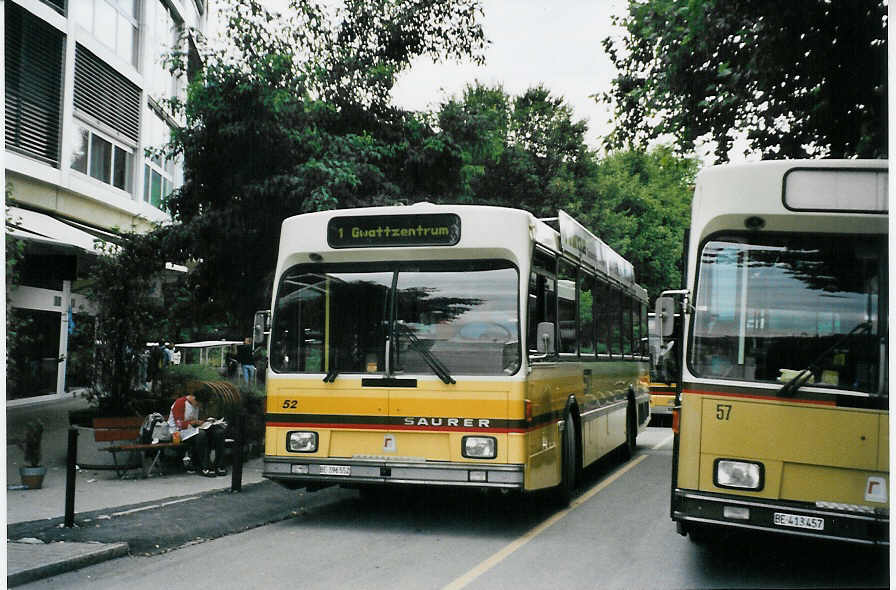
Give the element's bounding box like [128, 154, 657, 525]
[270, 260, 520, 377]
[690, 234, 884, 394]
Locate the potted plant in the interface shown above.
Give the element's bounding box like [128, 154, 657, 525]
[18, 420, 46, 489]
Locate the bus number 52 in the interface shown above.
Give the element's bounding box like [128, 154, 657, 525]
[716, 404, 732, 420]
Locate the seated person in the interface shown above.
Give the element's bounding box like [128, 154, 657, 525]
[167, 391, 228, 477]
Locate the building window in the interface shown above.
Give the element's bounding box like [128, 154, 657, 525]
[72, 0, 139, 67]
[142, 107, 180, 209]
[71, 123, 133, 192]
[146, 0, 183, 102]
[143, 161, 174, 208]
[5, 2, 65, 166]
[73, 44, 141, 144]
[40, 0, 66, 15]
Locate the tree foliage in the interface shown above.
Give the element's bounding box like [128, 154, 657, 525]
[6, 201, 32, 395]
[578, 148, 696, 299]
[155, 1, 696, 341]
[85, 233, 166, 414]
[436, 83, 695, 298]
[436, 83, 591, 218]
[161, 0, 485, 334]
[602, 0, 887, 162]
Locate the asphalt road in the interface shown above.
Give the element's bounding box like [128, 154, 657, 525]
[21, 428, 889, 590]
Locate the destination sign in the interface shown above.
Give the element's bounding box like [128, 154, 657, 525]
[327, 213, 461, 248]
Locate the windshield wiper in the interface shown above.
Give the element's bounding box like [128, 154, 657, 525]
[778, 321, 872, 397]
[323, 366, 338, 383]
[396, 323, 456, 385]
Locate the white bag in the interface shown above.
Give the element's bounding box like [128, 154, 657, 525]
[151, 421, 172, 443]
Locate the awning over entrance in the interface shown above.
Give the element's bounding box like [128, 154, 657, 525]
[5, 206, 111, 254]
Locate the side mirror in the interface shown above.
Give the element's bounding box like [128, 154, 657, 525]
[656, 297, 676, 338]
[253, 310, 271, 348]
[536, 322, 555, 354]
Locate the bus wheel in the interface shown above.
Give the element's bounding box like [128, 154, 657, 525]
[554, 410, 577, 506]
[621, 396, 636, 460]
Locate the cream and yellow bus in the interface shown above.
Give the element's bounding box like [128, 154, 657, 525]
[657, 160, 888, 545]
[262, 204, 650, 501]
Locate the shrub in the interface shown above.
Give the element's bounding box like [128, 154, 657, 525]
[86, 233, 166, 415]
[158, 363, 223, 400]
[18, 420, 44, 467]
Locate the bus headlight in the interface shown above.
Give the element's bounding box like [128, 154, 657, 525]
[287, 431, 318, 453]
[462, 436, 497, 459]
[714, 459, 763, 490]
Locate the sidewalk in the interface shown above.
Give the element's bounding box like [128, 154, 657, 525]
[5, 395, 318, 587]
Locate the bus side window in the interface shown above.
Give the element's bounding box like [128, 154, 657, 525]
[634, 300, 646, 357]
[528, 250, 556, 359]
[608, 288, 623, 357]
[594, 280, 611, 356]
[579, 271, 595, 358]
[558, 258, 577, 355]
[623, 295, 633, 355]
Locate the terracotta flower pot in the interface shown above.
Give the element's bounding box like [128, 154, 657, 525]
[20, 465, 47, 489]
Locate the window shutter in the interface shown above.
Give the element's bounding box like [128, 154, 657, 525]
[74, 44, 141, 144]
[4, 2, 65, 166]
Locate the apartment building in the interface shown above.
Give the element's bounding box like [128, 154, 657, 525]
[5, 0, 208, 405]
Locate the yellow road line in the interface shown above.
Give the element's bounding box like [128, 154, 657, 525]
[442, 454, 649, 590]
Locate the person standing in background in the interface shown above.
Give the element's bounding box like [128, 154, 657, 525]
[236, 337, 255, 385]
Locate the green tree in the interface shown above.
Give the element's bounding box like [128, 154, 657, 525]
[437, 83, 592, 218]
[437, 85, 694, 297]
[85, 233, 166, 414]
[433, 84, 510, 201]
[160, 0, 486, 335]
[6, 202, 33, 396]
[602, 0, 887, 162]
[579, 148, 697, 299]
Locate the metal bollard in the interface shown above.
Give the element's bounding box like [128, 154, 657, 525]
[64, 427, 78, 527]
[231, 413, 245, 492]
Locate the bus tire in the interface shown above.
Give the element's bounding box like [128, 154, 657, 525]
[554, 410, 578, 506]
[621, 395, 636, 460]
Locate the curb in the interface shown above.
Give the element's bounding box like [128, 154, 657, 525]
[7, 541, 130, 587]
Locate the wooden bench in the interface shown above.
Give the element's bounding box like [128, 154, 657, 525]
[93, 417, 180, 478]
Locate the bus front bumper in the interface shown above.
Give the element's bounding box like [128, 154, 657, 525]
[264, 456, 525, 490]
[672, 489, 889, 546]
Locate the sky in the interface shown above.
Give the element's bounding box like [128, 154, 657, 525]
[390, 0, 629, 150]
[217, 0, 630, 151]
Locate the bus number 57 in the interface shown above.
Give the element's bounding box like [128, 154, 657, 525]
[716, 404, 732, 420]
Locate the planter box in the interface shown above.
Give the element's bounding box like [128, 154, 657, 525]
[19, 465, 47, 489]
